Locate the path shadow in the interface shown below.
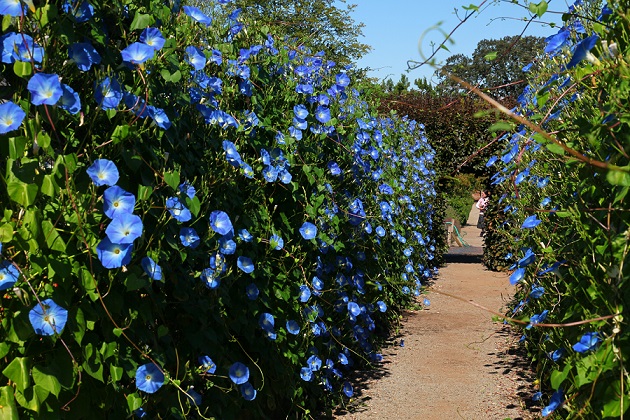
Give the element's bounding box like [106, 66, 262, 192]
[444, 246, 483, 264]
[486, 325, 542, 418]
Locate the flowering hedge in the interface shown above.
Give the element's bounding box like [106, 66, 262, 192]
[0, 0, 439, 417]
[484, 0, 629, 417]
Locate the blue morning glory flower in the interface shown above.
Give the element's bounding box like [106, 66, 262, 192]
[259, 312, 275, 333]
[29, 298, 68, 336]
[68, 42, 101, 71]
[328, 161, 341, 176]
[27, 73, 63, 106]
[62, 0, 94, 23]
[209, 210, 233, 236]
[521, 215, 542, 229]
[510, 267, 526, 285]
[315, 106, 331, 123]
[262, 165, 278, 182]
[238, 229, 253, 242]
[299, 222, 317, 240]
[286, 320, 300, 335]
[530, 285, 545, 298]
[0, 101, 25, 134]
[0, 261, 20, 291]
[141, 257, 162, 280]
[96, 238, 133, 269]
[527, 310, 549, 329]
[59, 84, 81, 115]
[246, 283, 259, 300]
[180, 227, 200, 248]
[136, 363, 164, 394]
[279, 169, 292, 184]
[294, 104, 308, 119]
[377, 301, 387, 312]
[201, 268, 220, 289]
[336, 73, 350, 87]
[139, 27, 165, 51]
[541, 389, 564, 417]
[240, 382, 256, 401]
[300, 366, 312, 381]
[223, 140, 243, 167]
[198, 355, 217, 374]
[183, 5, 212, 26]
[185, 46, 206, 70]
[298, 285, 311, 303]
[549, 348, 566, 362]
[518, 248, 536, 267]
[106, 213, 143, 244]
[0, 0, 31, 16]
[178, 181, 195, 199]
[342, 382, 353, 397]
[95, 77, 123, 110]
[544, 29, 570, 55]
[166, 197, 192, 222]
[347, 302, 361, 317]
[566, 35, 599, 69]
[103, 186, 135, 219]
[237, 256, 254, 273]
[269, 234, 283, 250]
[185, 387, 202, 406]
[15, 37, 44, 63]
[87, 159, 119, 187]
[307, 355, 322, 371]
[218, 237, 236, 254]
[122, 42, 155, 65]
[229, 362, 249, 385]
[147, 106, 171, 130]
[572, 332, 601, 353]
[376, 226, 386, 237]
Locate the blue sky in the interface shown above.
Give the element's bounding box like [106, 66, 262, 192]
[350, 0, 565, 83]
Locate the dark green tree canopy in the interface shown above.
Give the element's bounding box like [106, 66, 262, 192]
[232, 0, 371, 68]
[435, 35, 545, 99]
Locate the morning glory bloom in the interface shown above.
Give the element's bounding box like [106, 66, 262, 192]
[238, 229, 253, 242]
[180, 227, 200, 248]
[223, 140, 243, 167]
[0, 0, 29, 16]
[521, 215, 542, 229]
[87, 159, 119, 187]
[209, 210, 233, 236]
[183, 5, 212, 26]
[139, 27, 165, 51]
[307, 355, 322, 371]
[69, 42, 101, 71]
[62, 0, 94, 23]
[240, 382, 256, 401]
[342, 382, 353, 397]
[237, 256, 254, 273]
[300, 366, 312, 381]
[201, 268, 220, 289]
[166, 197, 192, 222]
[29, 299, 68, 336]
[376, 226, 386, 237]
[27, 73, 63, 106]
[572, 332, 601, 353]
[299, 222, 317, 240]
[122, 42, 155, 65]
[527, 310, 549, 329]
[141, 257, 162, 281]
[229, 362, 249, 385]
[178, 181, 195, 199]
[530, 285, 545, 299]
[544, 29, 570, 55]
[106, 213, 143, 244]
[541, 389, 564, 417]
[136, 363, 165, 394]
[279, 169, 292, 184]
[347, 302, 361, 317]
[328, 161, 341, 176]
[298, 285, 311, 303]
[549, 348, 566, 362]
[199, 355, 217, 374]
[518, 248, 536, 267]
[566, 35, 599, 69]
[510, 267, 526, 285]
[377, 301, 387, 312]
[0, 101, 25, 134]
[218, 237, 236, 254]
[0, 261, 20, 291]
[294, 104, 308, 119]
[315, 106, 331, 123]
[335, 73, 350, 87]
[286, 320, 300, 335]
[95, 77, 123, 110]
[246, 283, 259, 300]
[59, 84, 81, 115]
[262, 165, 278, 182]
[185, 46, 206, 70]
[147, 106, 171, 130]
[103, 186, 135, 219]
[259, 312, 275, 334]
[269, 234, 283, 250]
[96, 238, 133, 269]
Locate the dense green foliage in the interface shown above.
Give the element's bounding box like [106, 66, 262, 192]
[0, 0, 438, 417]
[483, 0, 630, 417]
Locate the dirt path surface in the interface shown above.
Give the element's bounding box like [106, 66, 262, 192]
[333, 205, 540, 420]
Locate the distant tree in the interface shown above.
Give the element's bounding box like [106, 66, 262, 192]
[435, 35, 545, 99]
[413, 76, 436, 95]
[392, 74, 410, 94]
[231, 0, 371, 68]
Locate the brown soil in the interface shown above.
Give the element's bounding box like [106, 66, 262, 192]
[332, 205, 541, 420]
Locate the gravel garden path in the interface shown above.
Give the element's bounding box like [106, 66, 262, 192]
[333, 204, 540, 420]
